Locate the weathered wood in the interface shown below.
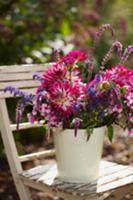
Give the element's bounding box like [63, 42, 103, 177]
[0, 63, 51, 96]
[0, 80, 40, 90]
[0, 72, 40, 82]
[0, 88, 37, 98]
[0, 64, 51, 73]
[0, 63, 52, 200]
[0, 99, 31, 200]
[98, 166, 133, 185]
[22, 177, 98, 200]
[19, 149, 56, 162]
[101, 184, 133, 200]
[10, 121, 44, 131]
[99, 160, 116, 169]
[19, 160, 133, 198]
[99, 162, 128, 178]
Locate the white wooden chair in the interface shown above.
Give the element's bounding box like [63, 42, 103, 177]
[0, 64, 133, 200]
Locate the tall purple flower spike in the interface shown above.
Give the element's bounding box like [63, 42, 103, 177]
[4, 86, 34, 129]
[100, 41, 123, 71]
[4, 86, 25, 96]
[92, 24, 115, 52]
[16, 95, 34, 129]
[120, 45, 133, 64]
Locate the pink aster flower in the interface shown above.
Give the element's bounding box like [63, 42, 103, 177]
[124, 92, 133, 109]
[102, 65, 133, 88]
[100, 65, 133, 135]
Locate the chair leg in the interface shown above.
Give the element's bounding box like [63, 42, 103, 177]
[15, 179, 32, 200]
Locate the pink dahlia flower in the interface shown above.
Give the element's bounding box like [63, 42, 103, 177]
[62, 50, 88, 65]
[42, 63, 67, 90]
[47, 81, 85, 119]
[42, 63, 83, 91]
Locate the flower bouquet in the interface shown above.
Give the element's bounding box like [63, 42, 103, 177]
[5, 24, 133, 182]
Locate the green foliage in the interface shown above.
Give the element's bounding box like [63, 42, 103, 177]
[107, 125, 114, 142]
[0, 0, 78, 64]
[0, 0, 133, 66]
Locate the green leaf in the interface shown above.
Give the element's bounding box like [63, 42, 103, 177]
[107, 125, 114, 142]
[86, 127, 93, 141]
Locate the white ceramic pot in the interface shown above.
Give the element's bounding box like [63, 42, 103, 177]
[53, 127, 105, 183]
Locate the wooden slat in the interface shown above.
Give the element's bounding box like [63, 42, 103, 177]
[22, 177, 97, 200]
[0, 88, 37, 98]
[0, 72, 43, 82]
[99, 184, 133, 200]
[99, 163, 128, 177]
[0, 99, 31, 200]
[98, 166, 133, 185]
[19, 149, 56, 162]
[98, 174, 133, 193]
[19, 160, 133, 197]
[0, 80, 40, 90]
[99, 160, 116, 169]
[10, 121, 44, 131]
[0, 63, 51, 73]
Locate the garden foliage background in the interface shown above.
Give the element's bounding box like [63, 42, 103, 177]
[0, 0, 133, 199]
[0, 0, 133, 66]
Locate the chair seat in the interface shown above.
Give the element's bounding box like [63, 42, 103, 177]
[19, 160, 133, 199]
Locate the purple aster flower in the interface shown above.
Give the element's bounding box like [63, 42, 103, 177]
[16, 95, 34, 129]
[94, 74, 101, 82]
[33, 73, 43, 82]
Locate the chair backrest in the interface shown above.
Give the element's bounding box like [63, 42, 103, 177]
[0, 64, 50, 98]
[0, 64, 55, 177]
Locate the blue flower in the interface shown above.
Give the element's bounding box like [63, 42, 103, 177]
[87, 84, 97, 97]
[73, 103, 81, 111]
[94, 74, 101, 82]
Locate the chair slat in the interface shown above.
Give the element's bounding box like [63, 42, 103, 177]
[19, 149, 56, 162]
[0, 88, 37, 98]
[0, 64, 51, 73]
[98, 174, 133, 193]
[10, 121, 44, 131]
[98, 166, 133, 185]
[0, 80, 40, 90]
[99, 162, 128, 177]
[0, 72, 42, 82]
[19, 160, 133, 196]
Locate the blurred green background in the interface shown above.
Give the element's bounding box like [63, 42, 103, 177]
[0, 0, 133, 66]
